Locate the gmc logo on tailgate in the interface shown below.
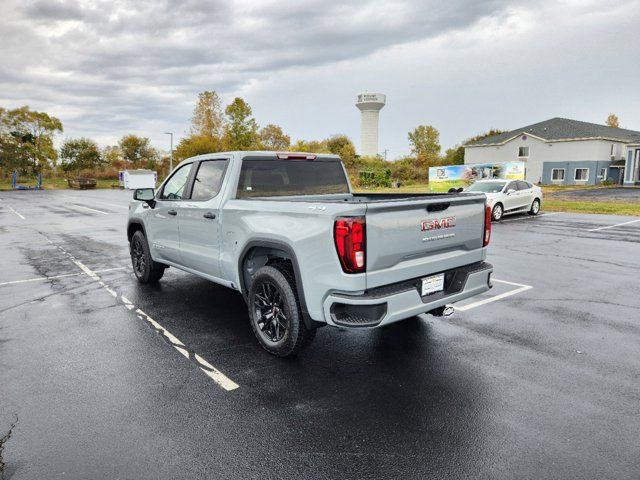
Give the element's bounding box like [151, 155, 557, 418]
[421, 217, 456, 231]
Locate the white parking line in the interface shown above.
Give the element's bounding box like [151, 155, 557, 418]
[0, 267, 126, 287]
[100, 202, 129, 210]
[70, 204, 109, 215]
[7, 205, 25, 219]
[454, 278, 533, 312]
[45, 238, 239, 392]
[587, 218, 640, 232]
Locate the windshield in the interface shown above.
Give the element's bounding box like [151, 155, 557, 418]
[467, 182, 506, 193]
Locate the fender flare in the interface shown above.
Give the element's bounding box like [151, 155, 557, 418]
[238, 239, 320, 328]
[127, 219, 147, 242]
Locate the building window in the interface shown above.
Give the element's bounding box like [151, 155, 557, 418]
[551, 168, 565, 181]
[610, 144, 616, 160]
[599, 167, 607, 179]
[518, 146, 529, 158]
[574, 168, 589, 181]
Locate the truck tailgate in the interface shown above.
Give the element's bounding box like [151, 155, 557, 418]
[365, 195, 486, 289]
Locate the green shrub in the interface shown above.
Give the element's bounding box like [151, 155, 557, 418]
[358, 168, 391, 188]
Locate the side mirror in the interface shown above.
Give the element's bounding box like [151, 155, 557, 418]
[134, 188, 155, 207]
[507, 188, 516, 195]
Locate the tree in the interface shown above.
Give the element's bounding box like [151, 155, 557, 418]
[442, 145, 465, 165]
[326, 134, 357, 168]
[0, 106, 63, 175]
[102, 145, 122, 167]
[60, 138, 104, 174]
[606, 113, 619, 128]
[223, 97, 259, 150]
[174, 134, 223, 161]
[291, 139, 329, 153]
[118, 134, 157, 168]
[464, 129, 507, 145]
[259, 124, 290, 150]
[408, 125, 441, 167]
[191, 91, 224, 138]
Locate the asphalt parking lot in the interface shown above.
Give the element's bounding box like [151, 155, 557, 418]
[1, 190, 639, 479]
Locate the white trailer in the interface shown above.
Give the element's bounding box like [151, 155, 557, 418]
[119, 170, 157, 190]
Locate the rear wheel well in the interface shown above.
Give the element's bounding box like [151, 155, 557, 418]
[240, 246, 293, 296]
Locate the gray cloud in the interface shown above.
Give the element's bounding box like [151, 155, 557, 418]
[1, 0, 639, 154]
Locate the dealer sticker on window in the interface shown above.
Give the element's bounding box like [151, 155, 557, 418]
[421, 273, 445, 296]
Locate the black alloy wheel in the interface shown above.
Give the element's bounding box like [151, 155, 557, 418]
[131, 235, 146, 277]
[247, 264, 316, 357]
[130, 230, 166, 283]
[253, 281, 289, 343]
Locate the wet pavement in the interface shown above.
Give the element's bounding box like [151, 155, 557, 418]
[1, 189, 639, 479]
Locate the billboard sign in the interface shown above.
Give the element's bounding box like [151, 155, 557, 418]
[429, 161, 526, 190]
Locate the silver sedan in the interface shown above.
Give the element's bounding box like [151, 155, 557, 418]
[465, 179, 543, 221]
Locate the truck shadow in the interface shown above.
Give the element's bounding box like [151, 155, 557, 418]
[128, 273, 492, 476]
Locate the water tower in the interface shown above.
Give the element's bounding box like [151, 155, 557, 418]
[355, 93, 386, 157]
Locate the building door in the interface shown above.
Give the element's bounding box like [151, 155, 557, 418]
[635, 150, 640, 182]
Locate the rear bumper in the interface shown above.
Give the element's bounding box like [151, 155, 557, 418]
[322, 262, 493, 328]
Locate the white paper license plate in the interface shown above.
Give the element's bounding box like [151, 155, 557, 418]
[421, 273, 444, 296]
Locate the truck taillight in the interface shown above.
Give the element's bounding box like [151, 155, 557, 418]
[483, 205, 491, 247]
[334, 216, 366, 274]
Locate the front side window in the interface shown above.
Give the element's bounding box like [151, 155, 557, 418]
[551, 169, 565, 181]
[160, 163, 193, 200]
[574, 168, 589, 181]
[518, 146, 529, 157]
[191, 160, 228, 201]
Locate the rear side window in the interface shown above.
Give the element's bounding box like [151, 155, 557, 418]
[237, 158, 349, 198]
[516, 180, 530, 190]
[191, 160, 228, 201]
[505, 181, 518, 192]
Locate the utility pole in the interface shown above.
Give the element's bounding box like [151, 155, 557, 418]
[164, 132, 174, 172]
[383, 149, 388, 161]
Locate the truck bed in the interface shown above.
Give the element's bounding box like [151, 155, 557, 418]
[246, 192, 482, 203]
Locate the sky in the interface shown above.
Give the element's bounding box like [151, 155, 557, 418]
[1, 0, 639, 159]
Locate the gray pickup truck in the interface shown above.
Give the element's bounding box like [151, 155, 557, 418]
[127, 151, 493, 356]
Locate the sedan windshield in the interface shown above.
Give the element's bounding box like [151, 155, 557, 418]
[467, 182, 506, 193]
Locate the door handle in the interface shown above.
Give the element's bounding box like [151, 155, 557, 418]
[167, 209, 178, 216]
[203, 212, 216, 219]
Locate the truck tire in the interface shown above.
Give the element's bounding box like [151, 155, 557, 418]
[130, 230, 166, 284]
[247, 264, 315, 357]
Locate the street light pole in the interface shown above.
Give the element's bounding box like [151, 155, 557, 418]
[164, 132, 174, 172]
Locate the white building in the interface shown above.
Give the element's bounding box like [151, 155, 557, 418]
[464, 118, 640, 186]
[355, 93, 386, 157]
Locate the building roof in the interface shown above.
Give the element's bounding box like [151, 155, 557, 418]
[465, 117, 640, 146]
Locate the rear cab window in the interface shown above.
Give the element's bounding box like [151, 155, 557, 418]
[237, 156, 349, 198]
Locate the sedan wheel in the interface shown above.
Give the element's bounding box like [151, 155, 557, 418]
[528, 198, 540, 215]
[492, 203, 503, 221]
